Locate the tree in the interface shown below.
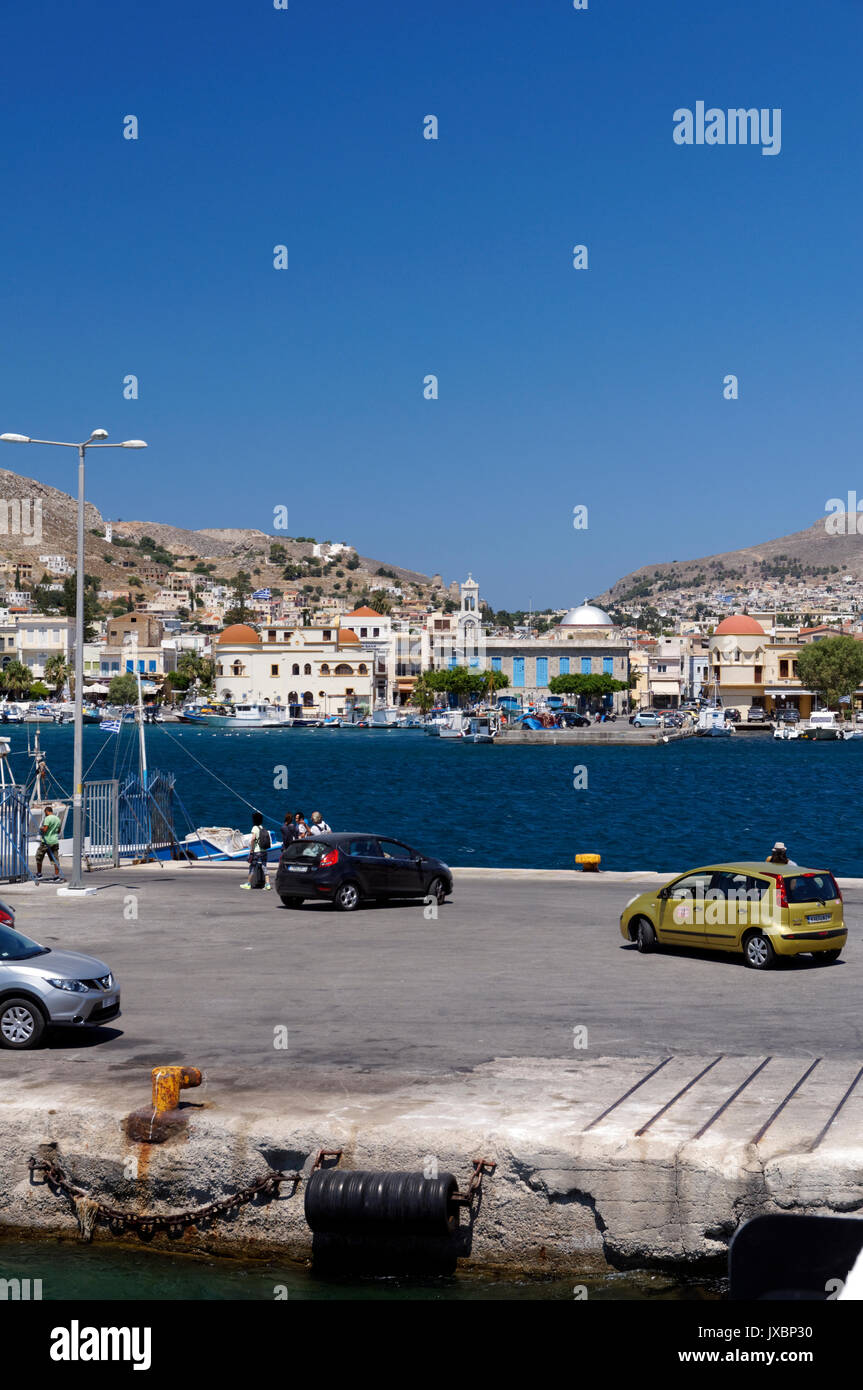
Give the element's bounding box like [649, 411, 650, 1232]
[44, 654, 70, 695]
[548, 674, 630, 699]
[0, 661, 34, 698]
[108, 673, 140, 704]
[410, 677, 435, 715]
[421, 666, 509, 706]
[177, 652, 215, 692]
[797, 637, 863, 713]
[60, 574, 100, 641]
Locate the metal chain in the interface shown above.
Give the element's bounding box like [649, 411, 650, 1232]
[28, 1156, 301, 1240]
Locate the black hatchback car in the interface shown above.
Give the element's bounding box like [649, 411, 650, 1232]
[275, 833, 453, 912]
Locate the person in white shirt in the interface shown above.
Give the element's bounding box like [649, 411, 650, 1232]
[309, 811, 331, 835]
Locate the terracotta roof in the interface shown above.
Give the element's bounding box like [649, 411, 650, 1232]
[338, 629, 361, 645]
[344, 606, 383, 618]
[714, 614, 765, 636]
[216, 623, 261, 645]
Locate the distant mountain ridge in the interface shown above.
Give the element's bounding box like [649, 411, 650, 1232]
[596, 515, 863, 607]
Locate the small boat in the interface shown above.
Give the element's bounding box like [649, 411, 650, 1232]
[773, 725, 800, 740]
[187, 702, 291, 729]
[841, 726, 863, 740]
[799, 710, 841, 741]
[0, 702, 25, 725]
[152, 826, 282, 863]
[697, 707, 733, 737]
[462, 715, 497, 744]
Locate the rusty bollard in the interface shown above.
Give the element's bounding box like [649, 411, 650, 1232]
[124, 1065, 203, 1144]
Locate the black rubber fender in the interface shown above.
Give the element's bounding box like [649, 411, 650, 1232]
[305, 1169, 459, 1237]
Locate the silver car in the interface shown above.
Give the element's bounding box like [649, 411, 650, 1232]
[0, 908, 120, 1049]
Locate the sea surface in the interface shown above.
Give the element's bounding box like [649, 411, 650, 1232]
[0, 1238, 723, 1300]
[10, 724, 863, 875]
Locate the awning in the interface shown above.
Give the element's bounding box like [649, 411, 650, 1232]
[764, 690, 813, 697]
[396, 680, 416, 690]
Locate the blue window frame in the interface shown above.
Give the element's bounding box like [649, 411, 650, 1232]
[603, 657, 613, 675]
[491, 656, 502, 672]
[559, 657, 570, 675]
[536, 657, 548, 686]
[148, 660, 156, 672]
[581, 657, 592, 675]
[513, 657, 525, 688]
[125, 660, 133, 673]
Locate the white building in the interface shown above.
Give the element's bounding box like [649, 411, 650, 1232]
[213, 622, 374, 716]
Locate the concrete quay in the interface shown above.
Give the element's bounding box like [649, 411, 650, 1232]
[0, 868, 860, 1272]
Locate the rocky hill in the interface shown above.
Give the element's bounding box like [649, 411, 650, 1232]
[0, 467, 453, 604]
[596, 515, 863, 608]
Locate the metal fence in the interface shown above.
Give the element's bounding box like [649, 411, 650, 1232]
[83, 778, 120, 869]
[0, 785, 30, 882]
[118, 770, 176, 858]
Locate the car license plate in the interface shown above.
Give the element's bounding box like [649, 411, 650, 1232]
[289, 865, 309, 873]
[806, 913, 830, 923]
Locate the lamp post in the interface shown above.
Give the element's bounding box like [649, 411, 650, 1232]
[0, 431, 147, 892]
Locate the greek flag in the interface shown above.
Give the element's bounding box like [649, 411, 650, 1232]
[100, 719, 121, 733]
[252, 588, 271, 600]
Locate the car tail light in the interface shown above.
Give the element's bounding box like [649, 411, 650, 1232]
[319, 848, 339, 868]
[766, 873, 788, 908]
[831, 875, 843, 902]
[0, 909, 13, 926]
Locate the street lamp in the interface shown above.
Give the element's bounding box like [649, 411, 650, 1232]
[0, 430, 148, 893]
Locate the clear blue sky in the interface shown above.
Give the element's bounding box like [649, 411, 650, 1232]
[1, 1, 861, 609]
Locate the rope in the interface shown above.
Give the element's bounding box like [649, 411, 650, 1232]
[156, 723, 280, 826]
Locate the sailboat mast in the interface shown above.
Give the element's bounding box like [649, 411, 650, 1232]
[136, 670, 148, 789]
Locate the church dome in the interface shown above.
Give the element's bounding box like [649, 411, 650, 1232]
[559, 601, 614, 627]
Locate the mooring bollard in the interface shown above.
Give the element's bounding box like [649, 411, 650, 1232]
[575, 853, 601, 872]
[152, 1066, 202, 1113]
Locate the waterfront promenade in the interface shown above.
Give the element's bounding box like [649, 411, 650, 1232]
[1, 867, 861, 1271]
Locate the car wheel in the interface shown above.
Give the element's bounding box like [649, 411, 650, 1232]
[279, 896, 302, 908]
[0, 997, 46, 1049]
[743, 932, 775, 970]
[334, 881, 361, 912]
[635, 918, 657, 953]
[812, 950, 841, 965]
[426, 876, 448, 905]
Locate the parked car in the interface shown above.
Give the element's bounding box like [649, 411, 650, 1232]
[0, 914, 119, 1048]
[619, 863, 846, 970]
[275, 832, 453, 912]
[747, 707, 768, 723]
[779, 709, 800, 724]
[724, 708, 741, 723]
[631, 712, 662, 728]
[561, 713, 590, 728]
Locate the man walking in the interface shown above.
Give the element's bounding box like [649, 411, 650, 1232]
[36, 804, 63, 883]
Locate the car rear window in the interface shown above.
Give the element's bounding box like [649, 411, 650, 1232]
[282, 841, 328, 862]
[784, 873, 839, 904]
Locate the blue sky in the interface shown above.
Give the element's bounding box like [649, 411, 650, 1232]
[1, 1, 861, 609]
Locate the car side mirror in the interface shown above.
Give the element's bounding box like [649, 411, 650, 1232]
[658, 887, 669, 899]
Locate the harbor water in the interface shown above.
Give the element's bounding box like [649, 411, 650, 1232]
[8, 724, 862, 875]
[0, 1238, 723, 1300]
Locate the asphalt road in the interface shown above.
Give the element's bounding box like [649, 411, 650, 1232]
[1, 869, 861, 1088]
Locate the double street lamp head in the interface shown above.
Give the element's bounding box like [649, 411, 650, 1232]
[1, 431, 147, 449]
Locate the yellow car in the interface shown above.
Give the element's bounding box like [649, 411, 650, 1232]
[619, 862, 846, 970]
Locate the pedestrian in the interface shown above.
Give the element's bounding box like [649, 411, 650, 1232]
[309, 811, 332, 835]
[35, 804, 63, 882]
[766, 841, 795, 865]
[294, 812, 310, 839]
[282, 811, 298, 847]
[241, 812, 272, 890]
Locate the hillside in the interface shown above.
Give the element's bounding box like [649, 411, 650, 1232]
[596, 515, 863, 609]
[0, 467, 454, 605]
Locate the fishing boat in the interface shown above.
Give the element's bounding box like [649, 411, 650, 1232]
[183, 702, 291, 729]
[462, 715, 497, 744]
[152, 826, 281, 863]
[773, 724, 800, 740]
[696, 707, 733, 737]
[799, 710, 841, 741]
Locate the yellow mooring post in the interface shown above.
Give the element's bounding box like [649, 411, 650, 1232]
[152, 1066, 202, 1113]
[574, 853, 601, 872]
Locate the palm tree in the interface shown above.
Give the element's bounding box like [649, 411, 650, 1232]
[44, 654, 70, 696]
[0, 660, 33, 699]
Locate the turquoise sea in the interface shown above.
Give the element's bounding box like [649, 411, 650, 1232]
[10, 724, 862, 875]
